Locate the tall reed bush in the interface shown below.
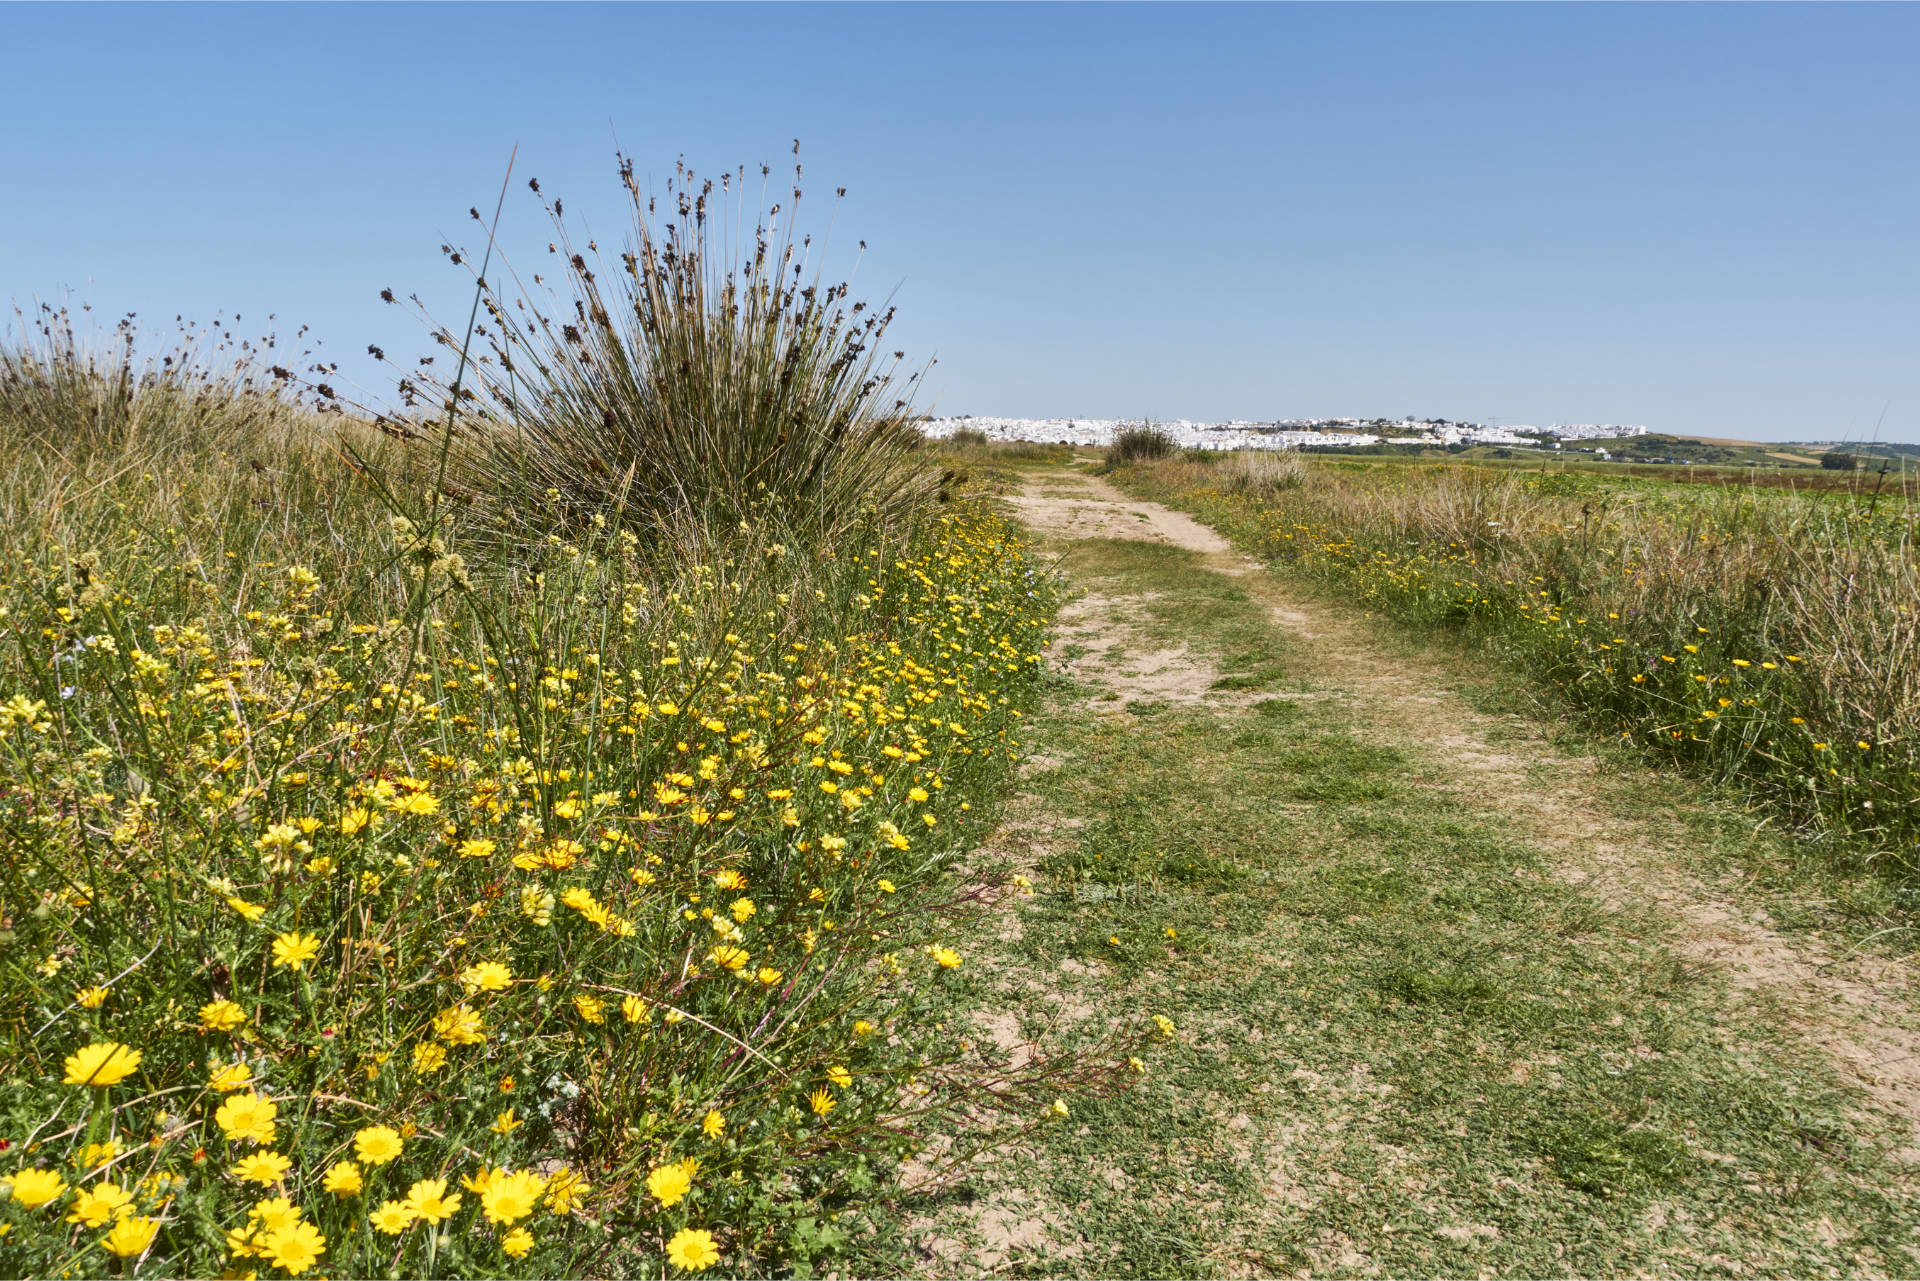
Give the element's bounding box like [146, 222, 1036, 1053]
[1105, 423, 1175, 465]
[1217, 450, 1303, 497]
[384, 154, 932, 547]
[0, 305, 325, 467]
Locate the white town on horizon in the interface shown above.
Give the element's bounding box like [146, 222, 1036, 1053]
[920, 416, 1650, 452]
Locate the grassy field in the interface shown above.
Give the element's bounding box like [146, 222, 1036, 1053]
[1286, 433, 1920, 495]
[1112, 452, 1920, 896]
[877, 458, 1920, 1277]
[0, 179, 1152, 1279]
[8, 183, 1916, 1274]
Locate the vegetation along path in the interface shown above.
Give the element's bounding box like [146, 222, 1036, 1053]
[890, 459, 1920, 1278]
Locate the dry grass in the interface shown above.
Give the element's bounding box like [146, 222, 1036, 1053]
[1216, 450, 1303, 497]
[1121, 456, 1920, 872]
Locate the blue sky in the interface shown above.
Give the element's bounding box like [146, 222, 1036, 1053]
[6, 3, 1917, 441]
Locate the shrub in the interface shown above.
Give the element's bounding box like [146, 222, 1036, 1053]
[392, 154, 933, 546]
[1218, 450, 1303, 496]
[986, 440, 1071, 461]
[1107, 424, 1176, 464]
[936, 431, 1071, 466]
[1, 305, 316, 466]
[1821, 451, 1859, 471]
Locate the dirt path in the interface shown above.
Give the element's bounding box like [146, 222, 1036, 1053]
[892, 461, 1920, 1277]
[1012, 464, 1920, 1153]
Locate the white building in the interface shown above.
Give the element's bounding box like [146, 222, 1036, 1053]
[920, 416, 1649, 452]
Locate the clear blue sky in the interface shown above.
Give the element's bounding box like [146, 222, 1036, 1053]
[7, 3, 1918, 441]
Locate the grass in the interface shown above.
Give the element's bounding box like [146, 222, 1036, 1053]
[886, 527, 1920, 1277]
[0, 304, 327, 468]
[1215, 450, 1303, 498]
[1112, 454, 1920, 886]
[1105, 425, 1176, 466]
[1305, 445, 1909, 494]
[0, 160, 1148, 1280]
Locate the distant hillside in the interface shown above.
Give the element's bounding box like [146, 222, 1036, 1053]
[1603, 433, 1762, 465]
[1664, 433, 1762, 447]
[1794, 441, 1920, 461]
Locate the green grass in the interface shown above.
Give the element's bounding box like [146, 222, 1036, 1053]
[1111, 455, 1920, 886]
[878, 530, 1920, 1278]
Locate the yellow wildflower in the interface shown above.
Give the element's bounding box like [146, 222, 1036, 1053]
[401, 1178, 461, 1224]
[209, 1061, 254, 1093]
[101, 1214, 161, 1258]
[270, 932, 320, 972]
[432, 1003, 486, 1046]
[66, 1181, 133, 1227]
[390, 791, 440, 817]
[544, 1168, 590, 1215]
[215, 1091, 279, 1144]
[232, 1153, 292, 1185]
[458, 960, 513, 994]
[200, 999, 248, 1032]
[322, 1161, 363, 1197]
[260, 1220, 326, 1276]
[479, 1169, 548, 1225]
[247, 1197, 302, 1234]
[353, 1126, 404, 1166]
[63, 1042, 141, 1088]
[647, 1162, 692, 1208]
[666, 1227, 722, 1272]
[8, 1167, 69, 1208]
